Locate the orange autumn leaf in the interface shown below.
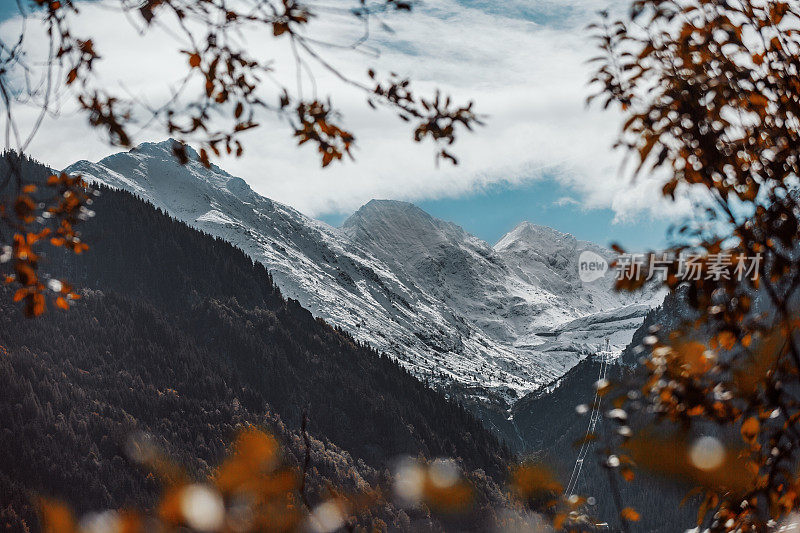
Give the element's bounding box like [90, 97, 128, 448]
[674, 341, 715, 376]
[510, 463, 563, 500]
[29, 292, 47, 317]
[717, 331, 736, 351]
[39, 498, 75, 533]
[423, 477, 473, 513]
[214, 428, 281, 493]
[742, 334, 752, 348]
[621, 466, 635, 482]
[741, 417, 760, 444]
[621, 507, 640, 522]
[158, 485, 185, 525]
[687, 406, 705, 416]
[732, 330, 785, 395]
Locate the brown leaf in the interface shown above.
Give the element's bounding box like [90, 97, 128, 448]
[39, 498, 75, 533]
[740, 417, 759, 444]
[621, 507, 640, 522]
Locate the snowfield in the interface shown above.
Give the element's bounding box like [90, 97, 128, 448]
[66, 140, 663, 405]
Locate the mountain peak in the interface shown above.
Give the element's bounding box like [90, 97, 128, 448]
[342, 199, 434, 231]
[353, 198, 425, 215]
[133, 138, 196, 157]
[495, 221, 577, 252]
[62, 139, 252, 203]
[341, 199, 480, 256]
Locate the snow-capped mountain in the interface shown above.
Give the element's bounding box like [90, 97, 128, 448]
[65, 140, 661, 405]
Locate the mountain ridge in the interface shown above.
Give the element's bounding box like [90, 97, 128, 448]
[64, 140, 663, 406]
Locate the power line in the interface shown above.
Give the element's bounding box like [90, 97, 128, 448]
[564, 341, 611, 497]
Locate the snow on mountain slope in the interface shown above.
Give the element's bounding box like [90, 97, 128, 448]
[342, 200, 536, 346]
[65, 140, 660, 405]
[496, 221, 661, 328]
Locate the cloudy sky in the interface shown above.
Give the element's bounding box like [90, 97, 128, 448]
[0, 0, 685, 248]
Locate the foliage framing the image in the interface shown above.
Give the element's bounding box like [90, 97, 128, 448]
[589, 0, 800, 530]
[9, 0, 800, 530]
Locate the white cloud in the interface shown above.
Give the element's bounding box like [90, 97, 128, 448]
[553, 196, 580, 208]
[0, 0, 687, 223]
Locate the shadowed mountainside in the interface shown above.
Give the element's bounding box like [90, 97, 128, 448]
[0, 153, 513, 531]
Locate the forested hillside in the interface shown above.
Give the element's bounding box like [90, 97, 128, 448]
[0, 154, 512, 531]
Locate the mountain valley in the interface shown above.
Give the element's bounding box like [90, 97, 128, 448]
[66, 140, 663, 410]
